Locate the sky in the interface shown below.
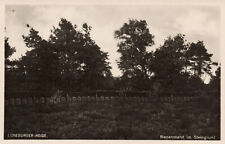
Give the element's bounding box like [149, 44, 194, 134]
[5, 5, 220, 78]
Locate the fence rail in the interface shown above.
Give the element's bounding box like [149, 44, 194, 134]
[5, 90, 220, 106]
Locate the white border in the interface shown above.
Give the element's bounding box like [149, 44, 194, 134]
[0, 0, 224, 144]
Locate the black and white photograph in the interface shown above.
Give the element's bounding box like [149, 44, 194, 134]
[2, 0, 224, 142]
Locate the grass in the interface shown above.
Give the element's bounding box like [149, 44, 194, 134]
[4, 99, 220, 139]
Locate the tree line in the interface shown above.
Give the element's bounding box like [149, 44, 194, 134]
[5, 18, 220, 96]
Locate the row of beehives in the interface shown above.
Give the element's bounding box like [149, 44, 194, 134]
[5, 95, 199, 106]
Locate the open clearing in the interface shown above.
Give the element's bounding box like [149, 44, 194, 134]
[4, 100, 220, 139]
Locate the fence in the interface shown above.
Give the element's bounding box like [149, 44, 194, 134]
[5, 90, 219, 106]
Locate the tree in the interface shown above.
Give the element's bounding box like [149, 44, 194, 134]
[151, 34, 216, 92]
[49, 19, 84, 91]
[21, 18, 112, 93]
[151, 34, 188, 91]
[21, 27, 58, 92]
[49, 18, 112, 91]
[77, 23, 112, 90]
[186, 41, 214, 77]
[5, 37, 16, 68]
[209, 65, 220, 91]
[5, 37, 19, 97]
[114, 19, 154, 90]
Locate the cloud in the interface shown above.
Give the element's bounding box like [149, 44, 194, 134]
[5, 5, 220, 76]
[175, 9, 219, 37]
[5, 6, 34, 59]
[173, 9, 220, 63]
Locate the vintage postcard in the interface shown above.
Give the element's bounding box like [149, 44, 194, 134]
[0, 0, 224, 143]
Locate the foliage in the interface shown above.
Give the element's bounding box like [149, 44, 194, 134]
[115, 20, 217, 91]
[5, 100, 220, 139]
[5, 18, 220, 94]
[186, 41, 214, 76]
[150, 34, 215, 92]
[18, 18, 112, 93]
[209, 65, 220, 91]
[114, 19, 154, 90]
[5, 37, 19, 96]
[150, 34, 187, 91]
[5, 37, 16, 67]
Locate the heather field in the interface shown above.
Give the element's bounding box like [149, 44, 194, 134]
[4, 99, 220, 140]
